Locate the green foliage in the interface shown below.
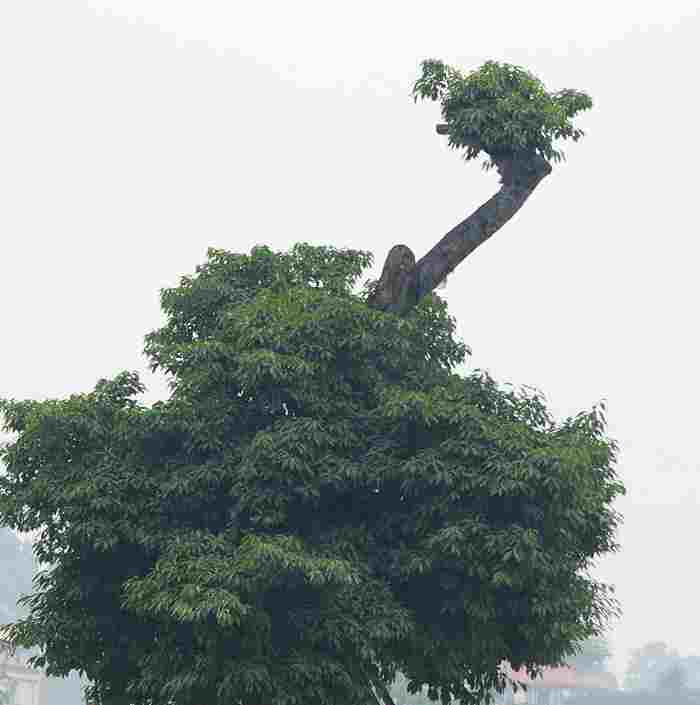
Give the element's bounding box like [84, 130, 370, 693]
[564, 636, 612, 673]
[0, 243, 624, 705]
[412, 58, 593, 171]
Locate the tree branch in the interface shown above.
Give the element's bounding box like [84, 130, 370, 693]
[366, 128, 552, 317]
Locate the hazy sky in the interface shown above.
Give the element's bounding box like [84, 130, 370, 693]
[2, 0, 699, 684]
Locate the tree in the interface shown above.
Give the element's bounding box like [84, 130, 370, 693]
[368, 58, 592, 316]
[0, 59, 621, 705]
[624, 641, 681, 692]
[656, 663, 687, 695]
[565, 637, 612, 674]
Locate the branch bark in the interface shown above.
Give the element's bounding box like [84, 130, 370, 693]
[366, 125, 552, 317]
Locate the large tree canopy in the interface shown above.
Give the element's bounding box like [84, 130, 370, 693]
[0, 59, 616, 705]
[0, 240, 623, 705]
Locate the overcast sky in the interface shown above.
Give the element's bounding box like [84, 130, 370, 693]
[2, 0, 699, 685]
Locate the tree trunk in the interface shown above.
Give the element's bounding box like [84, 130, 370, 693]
[366, 126, 553, 317]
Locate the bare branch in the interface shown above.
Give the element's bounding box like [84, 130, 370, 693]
[367, 149, 552, 317]
[414, 152, 552, 300]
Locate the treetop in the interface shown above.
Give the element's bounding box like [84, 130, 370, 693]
[412, 58, 593, 170]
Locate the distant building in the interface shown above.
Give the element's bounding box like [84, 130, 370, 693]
[498, 664, 619, 705]
[567, 694, 700, 705]
[0, 637, 45, 705]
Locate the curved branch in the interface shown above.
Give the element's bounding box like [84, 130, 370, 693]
[367, 127, 552, 317]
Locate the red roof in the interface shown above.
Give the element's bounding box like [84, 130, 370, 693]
[509, 666, 579, 689]
[506, 666, 618, 691]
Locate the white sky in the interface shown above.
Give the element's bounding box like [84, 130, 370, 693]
[2, 0, 699, 685]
